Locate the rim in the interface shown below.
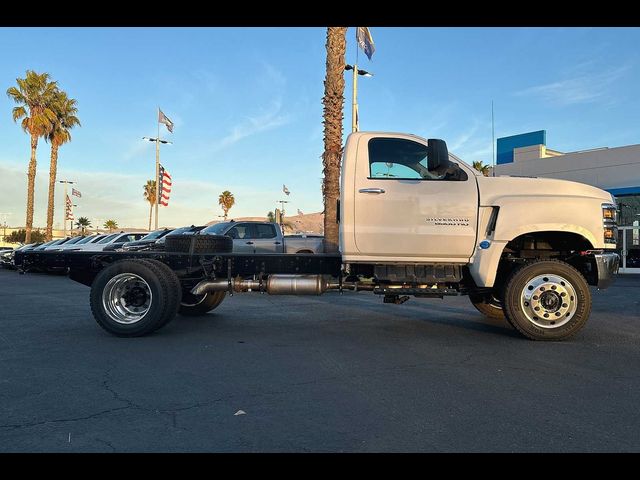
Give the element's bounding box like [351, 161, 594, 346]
[180, 292, 207, 307]
[102, 273, 152, 324]
[520, 273, 577, 329]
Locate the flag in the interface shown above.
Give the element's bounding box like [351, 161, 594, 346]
[158, 164, 172, 207]
[356, 27, 375, 61]
[71, 188, 82, 198]
[283, 184, 290, 196]
[65, 195, 74, 220]
[158, 109, 174, 133]
[297, 209, 304, 215]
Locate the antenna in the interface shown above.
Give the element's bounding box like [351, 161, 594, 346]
[491, 100, 495, 177]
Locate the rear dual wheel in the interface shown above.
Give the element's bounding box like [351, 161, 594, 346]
[90, 259, 181, 337]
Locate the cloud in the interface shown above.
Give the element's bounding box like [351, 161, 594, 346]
[514, 64, 631, 106]
[211, 98, 290, 151]
[449, 122, 481, 151]
[0, 160, 286, 230]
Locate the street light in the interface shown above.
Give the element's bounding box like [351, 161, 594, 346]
[142, 136, 172, 145]
[345, 64, 374, 133]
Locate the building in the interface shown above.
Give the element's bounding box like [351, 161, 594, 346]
[493, 130, 640, 272]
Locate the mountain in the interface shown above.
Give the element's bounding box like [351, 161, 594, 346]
[206, 211, 324, 235]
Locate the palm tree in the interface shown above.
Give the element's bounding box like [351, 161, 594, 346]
[321, 27, 347, 253]
[75, 216, 91, 234]
[218, 191, 235, 221]
[267, 211, 275, 223]
[143, 180, 156, 231]
[44, 90, 80, 241]
[7, 70, 58, 243]
[472, 160, 490, 177]
[104, 219, 118, 232]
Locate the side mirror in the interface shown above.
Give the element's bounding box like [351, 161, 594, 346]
[427, 139, 449, 171]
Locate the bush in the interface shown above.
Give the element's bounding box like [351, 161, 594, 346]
[6, 229, 47, 243]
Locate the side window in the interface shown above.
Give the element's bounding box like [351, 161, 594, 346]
[232, 224, 252, 239]
[255, 224, 277, 239]
[368, 137, 467, 181]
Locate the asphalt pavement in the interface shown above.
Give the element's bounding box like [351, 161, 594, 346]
[0, 268, 639, 452]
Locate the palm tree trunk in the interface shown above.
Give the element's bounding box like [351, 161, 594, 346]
[148, 203, 153, 231]
[25, 134, 39, 244]
[321, 27, 347, 253]
[45, 143, 59, 241]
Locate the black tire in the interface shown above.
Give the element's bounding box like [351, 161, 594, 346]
[131, 258, 182, 329]
[502, 259, 591, 341]
[165, 233, 233, 254]
[179, 291, 226, 316]
[89, 259, 179, 337]
[469, 292, 506, 321]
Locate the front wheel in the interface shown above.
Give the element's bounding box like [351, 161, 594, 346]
[502, 259, 591, 341]
[179, 291, 226, 316]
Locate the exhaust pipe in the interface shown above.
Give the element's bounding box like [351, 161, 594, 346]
[191, 274, 330, 296]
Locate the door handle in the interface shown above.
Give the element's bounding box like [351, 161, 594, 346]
[245, 241, 254, 245]
[274, 241, 282, 245]
[359, 188, 385, 194]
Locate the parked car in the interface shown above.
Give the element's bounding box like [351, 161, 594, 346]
[43, 235, 87, 251]
[54, 234, 106, 250]
[138, 225, 205, 252]
[101, 233, 148, 252]
[120, 228, 174, 252]
[0, 249, 15, 269]
[199, 221, 324, 253]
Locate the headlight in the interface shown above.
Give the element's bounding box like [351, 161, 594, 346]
[602, 203, 618, 245]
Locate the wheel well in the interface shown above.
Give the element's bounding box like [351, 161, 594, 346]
[296, 249, 314, 254]
[504, 231, 593, 257]
[497, 231, 597, 288]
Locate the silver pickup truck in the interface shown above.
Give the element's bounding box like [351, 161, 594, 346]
[199, 221, 324, 254]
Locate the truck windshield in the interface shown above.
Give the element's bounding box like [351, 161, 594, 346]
[97, 234, 118, 244]
[142, 229, 173, 240]
[201, 223, 231, 235]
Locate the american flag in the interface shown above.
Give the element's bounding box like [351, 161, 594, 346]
[158, 164, 172, 207]
[71, 188, 82, 198]
[65, 195, 74, 220]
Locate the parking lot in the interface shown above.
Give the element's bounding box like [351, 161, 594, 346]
[0, 268, 639, 452]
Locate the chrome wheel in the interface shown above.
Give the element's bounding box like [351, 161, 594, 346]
[102, 273, 152, 324]
[520, 274, 577, 329]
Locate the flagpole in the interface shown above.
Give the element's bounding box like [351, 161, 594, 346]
[155, 108, 160, 230]
[63, 182, 67, 238]
[352, 28, 359, 133]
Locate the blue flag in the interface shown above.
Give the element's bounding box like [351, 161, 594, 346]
[356, 27, 375, 60]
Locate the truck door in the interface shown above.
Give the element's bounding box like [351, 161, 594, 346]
[251, 223, 282, 253]
[353, 134, 479, 260]
[225, 223, 256, 253]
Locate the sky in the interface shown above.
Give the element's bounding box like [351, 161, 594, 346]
[1, 27, 639, 230]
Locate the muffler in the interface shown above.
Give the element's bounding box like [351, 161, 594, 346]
[191, 274, 330, 296]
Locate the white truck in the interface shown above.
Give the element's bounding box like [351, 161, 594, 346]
[19, 132, 619, 341]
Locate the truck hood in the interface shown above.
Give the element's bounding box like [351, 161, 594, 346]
[476, 175, 614, 206]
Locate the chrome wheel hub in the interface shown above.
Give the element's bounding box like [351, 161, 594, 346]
[102, 273, 152, 324]
[520, 274, 577, 329]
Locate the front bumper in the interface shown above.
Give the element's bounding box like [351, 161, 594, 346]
[593, 253, 620, 289]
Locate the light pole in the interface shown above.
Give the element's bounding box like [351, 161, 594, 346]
[143, 136, 172, 231]
[344, 64, 373, 133]
[58, 180, 76, 238]
[0, 213, 10, 242]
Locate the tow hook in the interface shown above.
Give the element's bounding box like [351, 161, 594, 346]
[383, 295, 410, 305]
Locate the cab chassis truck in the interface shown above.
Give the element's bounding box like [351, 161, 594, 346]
[19, 132, 620, 341]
